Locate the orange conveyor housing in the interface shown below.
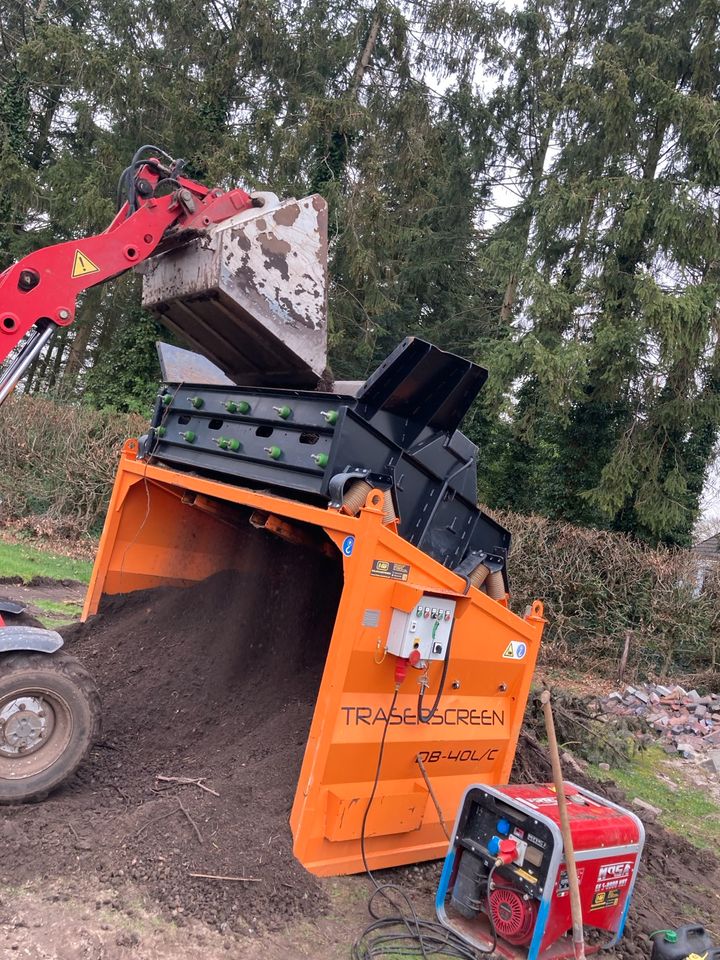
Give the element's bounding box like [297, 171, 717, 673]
[84, 438, 545, 877]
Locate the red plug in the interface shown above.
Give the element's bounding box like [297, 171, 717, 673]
[394, 650, 422, 686]
[498, 838, 518, 865]
[394, 657, 409, 686]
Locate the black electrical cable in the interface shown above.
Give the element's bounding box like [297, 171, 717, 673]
[359, 685, 399, 887]
[484, 862, 500, 955]
[417, 629, 453, 724]
[352, 684, 497, 960]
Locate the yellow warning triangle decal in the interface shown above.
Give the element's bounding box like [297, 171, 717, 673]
[503, 642, 515, 658]
[71, 249, 100, 278]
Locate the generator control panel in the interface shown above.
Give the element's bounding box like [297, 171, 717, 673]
[459, 790, 554, 895]
[386, 595, 457, 662]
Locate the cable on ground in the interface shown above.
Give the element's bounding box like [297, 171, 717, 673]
[352, 684, 498, 960]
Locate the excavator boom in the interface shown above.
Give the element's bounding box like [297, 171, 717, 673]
[0, 149, 254, 403]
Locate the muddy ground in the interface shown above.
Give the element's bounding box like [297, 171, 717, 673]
[0, 569, 718, 958]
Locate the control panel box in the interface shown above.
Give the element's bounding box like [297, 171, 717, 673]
[386, 595, 456, 661]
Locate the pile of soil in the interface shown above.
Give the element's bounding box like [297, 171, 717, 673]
[0, 546, 343, 934]
[0, 556, 717, 948]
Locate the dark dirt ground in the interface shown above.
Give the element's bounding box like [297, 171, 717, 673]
[0, 567, 718, 958]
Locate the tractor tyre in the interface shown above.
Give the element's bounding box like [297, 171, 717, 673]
[0, 650, 101, 803]
[1, 610, 45, 629]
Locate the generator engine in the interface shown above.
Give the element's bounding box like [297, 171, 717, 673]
[436, 783, 644, 960]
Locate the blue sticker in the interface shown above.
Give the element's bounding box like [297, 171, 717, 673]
[342, 535, 355, 557]
[516, 642, 527, 659]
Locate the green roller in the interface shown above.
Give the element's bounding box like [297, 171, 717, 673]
[189, 396, 204, 409]
[273, 404, 292, 419]
[321, 410, 338, 425]
[225, 400, 251, 414]
[155, 426, 167, 438]
[265, 445, 282, 460]
[180, 431, 196, 443]
[218, 437, 241, 452]
[161, 393, 172, 406]
[312, 452, 329, 467]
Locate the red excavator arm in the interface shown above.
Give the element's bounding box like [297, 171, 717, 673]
[0, 147, 254, 404]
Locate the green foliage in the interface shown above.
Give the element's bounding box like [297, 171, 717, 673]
[503, 509, 720, 677]
[1, 0, 719, 545]
[0, 395, 145, 532]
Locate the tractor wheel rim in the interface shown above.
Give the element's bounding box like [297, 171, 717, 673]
[0, 688, 72, 778]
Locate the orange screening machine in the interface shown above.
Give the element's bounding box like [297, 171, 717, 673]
[84, 336, 545, 877]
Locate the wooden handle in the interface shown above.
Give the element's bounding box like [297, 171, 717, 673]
[541, 690, 586, 960]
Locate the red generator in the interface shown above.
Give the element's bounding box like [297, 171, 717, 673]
[436, 782, 645, 960]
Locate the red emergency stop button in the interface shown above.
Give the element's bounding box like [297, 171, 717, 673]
[408, 649, 422, 667]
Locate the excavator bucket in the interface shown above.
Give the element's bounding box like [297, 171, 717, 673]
[84, 336, 546, 877]
[140, 193, 328, 388]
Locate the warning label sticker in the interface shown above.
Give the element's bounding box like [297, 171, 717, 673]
[557, 867, 585, 897]
[370, 560, 410, 581]
[503, 640, 527, 660]
[589, 889, 620, 911]
[71, 249, 100, 278]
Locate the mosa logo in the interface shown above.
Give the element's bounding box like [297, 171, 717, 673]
[598, 862, 632, 882]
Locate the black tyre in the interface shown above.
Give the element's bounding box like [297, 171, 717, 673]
[1, 610, 45, 629]
[0, 651, 101, 803]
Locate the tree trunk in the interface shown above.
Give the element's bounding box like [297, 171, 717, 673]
[61, 289, 101, 395]
[349, 6, 383, 99]
[500, 273, 518, 324]
[46, 330, 68, 391]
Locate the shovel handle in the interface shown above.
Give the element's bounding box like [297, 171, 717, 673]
[541, 690, 586, 960]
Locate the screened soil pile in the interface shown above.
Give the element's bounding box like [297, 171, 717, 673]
[0, 543, 344, 934]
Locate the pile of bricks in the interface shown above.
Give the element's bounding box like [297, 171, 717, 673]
[599, 683, 720, 771]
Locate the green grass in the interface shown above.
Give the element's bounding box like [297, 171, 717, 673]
[33, 598, 84, 618]
[589, 747, 720, 850]
[0, 541, 92, 584]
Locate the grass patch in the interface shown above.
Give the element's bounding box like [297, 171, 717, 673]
[33, 598, 84, 618]
[0, 541, 92, 583]
[589, 747, 720, 850]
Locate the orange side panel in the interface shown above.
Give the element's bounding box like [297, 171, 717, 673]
[85, 444, 545, 877]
